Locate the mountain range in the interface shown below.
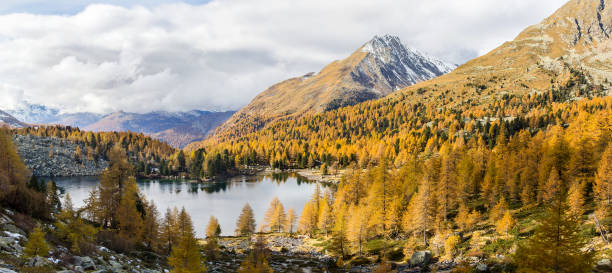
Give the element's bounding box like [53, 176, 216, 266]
[5, 102, 234, 148]
[213, 35, 456, 140]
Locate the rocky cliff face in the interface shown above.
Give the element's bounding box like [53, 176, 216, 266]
[12, 134, 108, 177]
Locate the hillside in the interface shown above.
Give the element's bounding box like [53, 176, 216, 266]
[85, 110, 235, 148]
[390, 0, 611, 108]
[211, 35, 455, 141]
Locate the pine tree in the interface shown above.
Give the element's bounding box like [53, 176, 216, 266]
[168, 208, 205, 273]
[235, 203, 256, 236]
[24, 225, 50, 258]
[284, 208, 297, 233]
[206, 216, 221, 238]
[514, 198, 594, 272]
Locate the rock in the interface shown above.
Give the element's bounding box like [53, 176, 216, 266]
[0, 224, 25, 237]
[476, 262, 487, 272]
[109, 260, 122, 269]
[75, 256, 96, 270]
[410, 251, 431, 267]
[25, 256, 49, 267]
[0, 268, 17, 273]
[595, 258, 612, 272]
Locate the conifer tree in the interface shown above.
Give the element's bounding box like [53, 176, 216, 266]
[237, 236, 273, 273]
[160, 207, 179, 255]
[594, 145, 612, 221]
[317, 196, 333, 236]
[543, 168, 563, 203]
[235, 203, 256, 236]
[495, 211, 514, 235]
[264, 197, 286, 233]
[24, 225, 50, 258]
[116, 177, 144, 246]
[514, 198, 594, 272]
[566, 181, 585, 217]
[330, 204, 349, 257]
[168, 208, 205, 273]
[298, 201, 317, 236]
[142, 201, 160, 251]
[347, 205, 369, 256]
[206, 216, 221, 238]
[284, 208, 297, 233]
[46, 180, 61, 212]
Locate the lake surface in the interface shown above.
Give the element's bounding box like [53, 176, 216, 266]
[48, 173, 318, 237]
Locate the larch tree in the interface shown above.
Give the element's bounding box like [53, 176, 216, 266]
[347, 204, 369, 256]
[159, 207, 179, 255]
[168, 208, 205, 273]
[330, 204, 349, 258]
[594, 145, 612, 222]
[566, 181, 585, 217]
[206, 216, 221, 238]
[116, 177, 144, 246]
[141, 201, 160, 251]
[317, 196, 333, 236]
[298, 201, 317, 236]
[24, 225, 50, 258]
[514, 197, 594, 273]
[495, 211, 514, 236]
[284, 208, 297, 233]
[235, 203, 256, 236]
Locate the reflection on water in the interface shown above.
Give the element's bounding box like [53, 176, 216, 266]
[46, 173, 319, 237]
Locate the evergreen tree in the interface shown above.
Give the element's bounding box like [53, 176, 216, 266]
[24, 225, 50, 258]
[46, 180, 61, 212]
[168, 208, 205, 273]
[235, 203, 256, 236]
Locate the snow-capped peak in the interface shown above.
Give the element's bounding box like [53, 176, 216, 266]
[359, 34, 457, 87]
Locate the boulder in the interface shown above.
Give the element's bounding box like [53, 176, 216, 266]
[410, 251, 431, 267]
[75, 256, 96, 270]
[0, 268, 17, 273]
[25, 256, 49, 267]
[476, 262, 488, 272]
[595, 258, 612, 272]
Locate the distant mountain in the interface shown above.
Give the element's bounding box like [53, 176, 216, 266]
[212, 35, 456, 140]
[0, 109, 27, 128]
[84, 110, 235, 148]
[6, 102, 102, 128]
[7, 101, 235, 148]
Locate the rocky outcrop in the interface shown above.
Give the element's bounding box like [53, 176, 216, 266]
[12, 134, 108, 177]
[0, 208, 163, 273]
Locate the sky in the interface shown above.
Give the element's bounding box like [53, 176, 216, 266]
[0, 0, 568, 114]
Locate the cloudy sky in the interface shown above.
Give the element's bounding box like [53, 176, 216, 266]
[0, 0, 568, 114]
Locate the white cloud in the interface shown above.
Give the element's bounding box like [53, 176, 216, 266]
[0, 0, 568, 113]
